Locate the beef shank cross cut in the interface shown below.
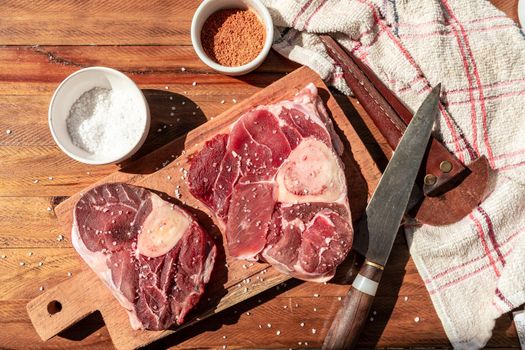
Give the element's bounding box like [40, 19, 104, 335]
[73, 183, 217, 330]
[189, 84, 353, 282]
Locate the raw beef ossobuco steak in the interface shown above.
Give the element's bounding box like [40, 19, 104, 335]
[72, 183, 217, 330]
[189, 83, 353, 282]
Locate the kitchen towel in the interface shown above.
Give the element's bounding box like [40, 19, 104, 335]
[261, 0, 525, 348]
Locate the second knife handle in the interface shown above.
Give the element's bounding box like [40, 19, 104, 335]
[322, 261, 384, 350]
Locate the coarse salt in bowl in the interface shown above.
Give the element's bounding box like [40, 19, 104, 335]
[191, 0, 274, 76]
[48, 67, 150, 165]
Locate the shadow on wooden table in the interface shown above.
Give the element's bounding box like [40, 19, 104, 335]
[58, 311, 106, 341]
[119, 89, 208, 172]
[233, 71, 288, 88]
[333, 93, 390, 172]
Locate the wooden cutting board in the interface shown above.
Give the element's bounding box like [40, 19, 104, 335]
[26, 66, 381, 350]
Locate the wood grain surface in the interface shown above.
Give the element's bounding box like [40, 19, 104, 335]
[27, 66, 376, 350]
[0, 0, 521, 349]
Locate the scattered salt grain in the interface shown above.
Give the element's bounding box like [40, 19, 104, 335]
[66, 87, 145, 158]
[181, 67, 186, 72]
[19, 261, 25, 266]
[67, 272, 72, 277]
[414, 316, 420, 323]
[33, 179, 39, 184]
[267, 323, 272, 328]
[311, 328, 317, 334]
[232, 99, 237, 103]
[404, 296, 409, 301]
[246, 312, 251, 316]
[181, 101, 185, 105]
[48, 176, 53, 180]
[6, 129, 11, 134]
[222, 335, 227, 339]
[370, 317, 374, 322]
[220, 100, 225, 104]
[57, 234, 64, 241]
[0, 255, 6, 259]
[47, 207, 52, 211]
[157, 128, 162, 133]
[300, 322, 305, 327]
[337, 297, 342, 301]
[283, 305, 287, 309]
[313, 293, 319, 297]
[167, 175, 171, 180]
[39, 286, 44, 291]
[373, 310, 377, 315]
[192, 82, 197, 86]
[38, 261, 43, 266]
[313, 308, 317, 312]
[276, 330, 281, 336]
[28, 252, 33, 256]
[222, 346, 226, 350]
[165, 86, 169, 90]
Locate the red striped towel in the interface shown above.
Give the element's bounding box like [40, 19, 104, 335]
[262, 0, 525, 347]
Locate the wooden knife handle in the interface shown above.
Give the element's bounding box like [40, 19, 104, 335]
[322, 261, 383, 350]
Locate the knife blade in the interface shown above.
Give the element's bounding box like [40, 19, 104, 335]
[322, 84, 440, 350]
[363, 84, 439, 265]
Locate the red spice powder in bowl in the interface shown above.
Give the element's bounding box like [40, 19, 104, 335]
[191, 0, 274, 76]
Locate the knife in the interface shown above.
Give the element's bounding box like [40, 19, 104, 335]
[322, 85, 441, 350]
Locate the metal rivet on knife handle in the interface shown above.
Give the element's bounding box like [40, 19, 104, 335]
[439, 160, 453, 173]
[424, 174, 437, 186]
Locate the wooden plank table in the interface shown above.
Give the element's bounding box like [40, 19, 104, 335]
[0, 1, 520, 349]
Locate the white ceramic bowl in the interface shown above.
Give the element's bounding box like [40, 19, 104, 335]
[191, 0, 274, 76]
[48, 67, 150, 165]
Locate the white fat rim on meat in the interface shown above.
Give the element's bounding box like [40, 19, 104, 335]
[71, 211, 143, 330]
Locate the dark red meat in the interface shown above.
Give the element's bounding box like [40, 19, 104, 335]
[72, 183, 216, 330]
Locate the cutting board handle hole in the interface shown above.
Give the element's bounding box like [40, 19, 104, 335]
[47, 300, 62, 315]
